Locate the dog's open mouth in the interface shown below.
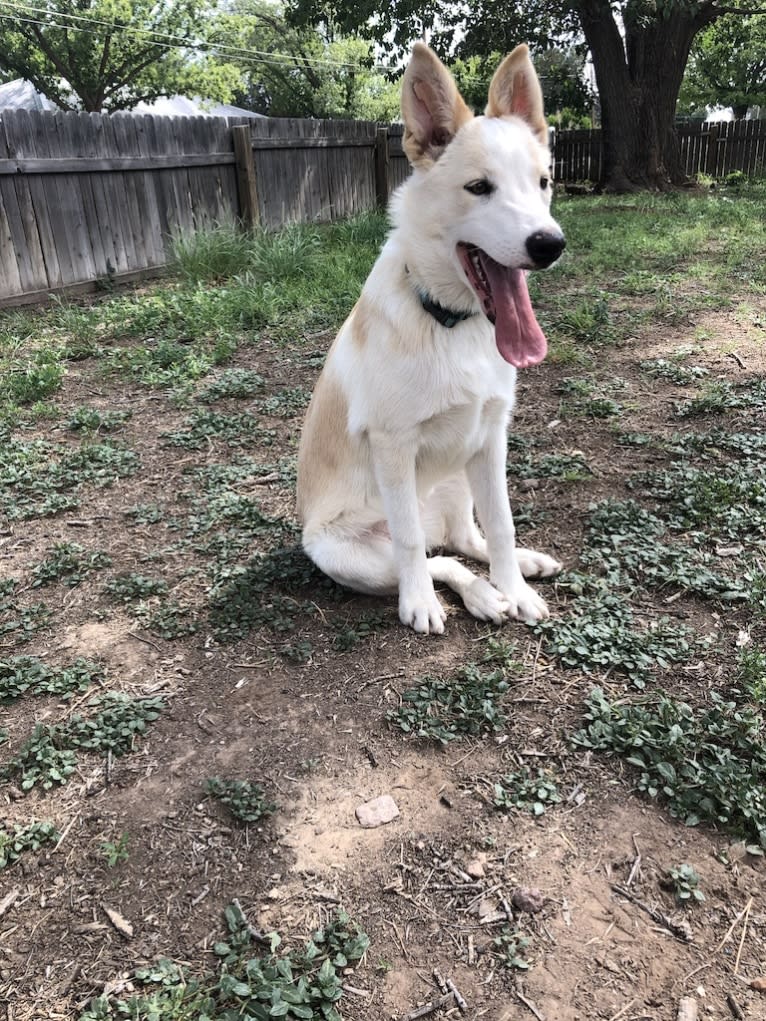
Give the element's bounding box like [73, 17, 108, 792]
[457, 243, 547, 368]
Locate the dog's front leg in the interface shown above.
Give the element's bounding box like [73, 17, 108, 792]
[466, 433, 550, 623]
[370, 431, 447, 635]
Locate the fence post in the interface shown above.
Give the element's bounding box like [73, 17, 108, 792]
[704, 123, 719, 178]
[375, 126, 390, 209]
[232, 124, 260, 228]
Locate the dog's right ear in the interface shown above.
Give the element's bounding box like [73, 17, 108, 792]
[401, 43, 473, 167]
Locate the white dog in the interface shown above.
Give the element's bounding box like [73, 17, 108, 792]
[296, 43, 566, 635]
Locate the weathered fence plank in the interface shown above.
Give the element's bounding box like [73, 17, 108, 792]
[0, 108, 763, 305]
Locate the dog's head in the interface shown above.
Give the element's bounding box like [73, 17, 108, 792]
[399, 44, 565, 368]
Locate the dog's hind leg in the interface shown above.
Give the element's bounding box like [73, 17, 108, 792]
[305, 525, 447, 633]
[304, 526, 508, 629]
[428, 556, 509, 624]
[516, 547, 562, 579]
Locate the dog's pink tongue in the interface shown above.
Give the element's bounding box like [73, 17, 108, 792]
[484, 262, 547, 368]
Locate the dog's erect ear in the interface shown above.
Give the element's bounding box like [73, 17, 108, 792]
[485, 44, 548, 145]
[401, 42, 473, 167]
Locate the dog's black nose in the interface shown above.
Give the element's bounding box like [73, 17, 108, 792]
[525, 231, 566, 268]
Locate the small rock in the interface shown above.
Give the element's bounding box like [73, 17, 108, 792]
[355, 795, 399, 829]
[750, 977, 766, 994]
[477, 899, 496, 919]
[466, 859, 485, 879]
[511, 887, 545, 913]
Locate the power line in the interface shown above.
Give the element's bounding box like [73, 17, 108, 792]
[0, 0, 394, 74]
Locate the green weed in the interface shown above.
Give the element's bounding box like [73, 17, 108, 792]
[67, 407, 131, 433]
[32, 542, 112, 588]
[493, 766, 560, 816]
[0, 438, 139, 522]
[333, 610, 389, 651]
[0, 582, 50, 646]
[205, 778, 276, 825]
[533, 588, 696, 688]
[161, 409, 274, 450]
[104, 573, 168, 603]
[260, 386, 311, 419]
[388, 641, 520, 745]
[574, 687, 766, 848]
[2, 693, 165, 791]
[100, 832, 130, 867]
[665, 864, 705, 904]
[79, 903, 370, 1021]
[198, 368, 265, 402]
[675, 378, 766, 417]
[640, 358, 708, 385]
[582, 499, 744, 600]
[489, 928, 532, 970]
[0, 656, 102, 702]
[0, 821, 58, 869]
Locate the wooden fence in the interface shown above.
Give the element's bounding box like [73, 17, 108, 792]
[554, 119, 766, 184]
[0, 110, 409, 305]
[0, 108, 763, 305]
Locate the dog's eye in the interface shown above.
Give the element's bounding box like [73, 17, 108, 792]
[540, 176, 550, 190]
[464, 178, 494, 196]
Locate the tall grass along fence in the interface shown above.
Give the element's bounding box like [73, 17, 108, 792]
[0, 111, 409, 306]
[554, 119, 766, 185]
[0, 108, 764, 306]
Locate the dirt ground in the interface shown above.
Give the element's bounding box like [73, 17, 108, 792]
[1, 299, 766, 1021]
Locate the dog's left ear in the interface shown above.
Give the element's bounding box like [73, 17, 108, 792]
[402, 42, 473, 167]
[485, 44, 548, 145]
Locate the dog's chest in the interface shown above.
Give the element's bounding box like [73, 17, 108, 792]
[415, 395, 509, 481]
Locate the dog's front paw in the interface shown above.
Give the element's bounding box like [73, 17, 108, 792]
[516, 547, 563, 579]
[399, 589, 446, 635]
[504, 580, 550, 623]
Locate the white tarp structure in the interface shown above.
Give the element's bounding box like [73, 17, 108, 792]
[0, 79, 263, 118]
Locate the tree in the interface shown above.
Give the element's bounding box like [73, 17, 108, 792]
[212, 1, 399, 118]
[679, 13, 766, 118]
[0, 0, 243, 112]
[449, 47, 592, 124]
[286, 0, 766, 191]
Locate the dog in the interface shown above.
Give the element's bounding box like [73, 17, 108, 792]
[296, 42, 566, 635]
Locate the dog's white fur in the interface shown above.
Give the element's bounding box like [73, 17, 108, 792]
[296, 43, 564, 634]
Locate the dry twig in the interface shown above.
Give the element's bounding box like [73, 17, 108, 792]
[401, 992, 455, 1020]
[514, 981, 546, 1021]
[611, 884, 692, 942]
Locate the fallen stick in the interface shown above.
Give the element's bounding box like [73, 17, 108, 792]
[231, 897, 270, 945]
[446, 977, 467, 1012]
[677, 997, 698, 1021]
[726, 992, 744, 1020]
[715, 900, 752, 954]
[0, 888, 19, 918]
[401, 992, 455, 1020]
[611, 884, 692, 942]
[515, 981, 546, 1021]
[733, 897, 753, 974]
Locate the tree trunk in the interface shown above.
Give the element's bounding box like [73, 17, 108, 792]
[575, 0, 719, 191]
